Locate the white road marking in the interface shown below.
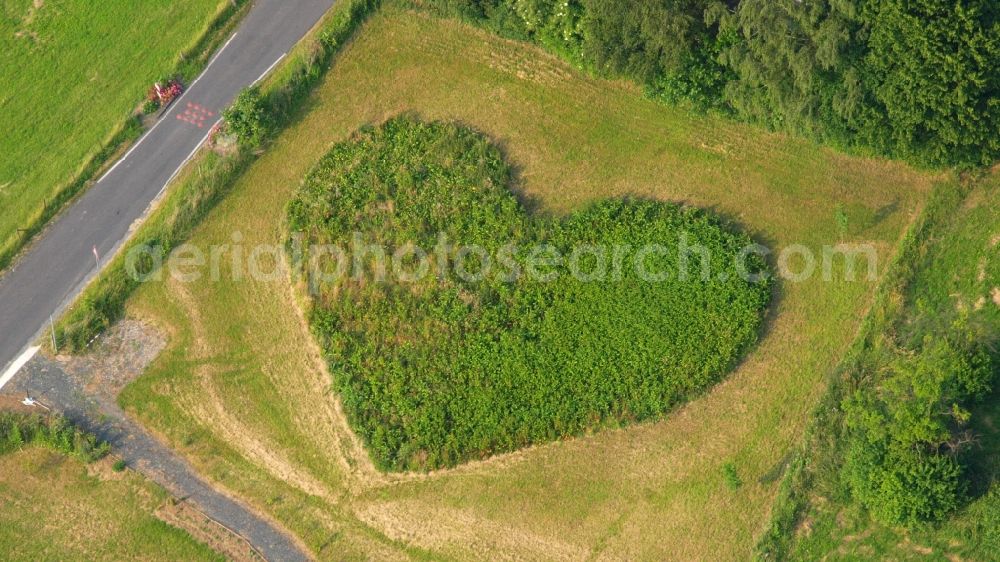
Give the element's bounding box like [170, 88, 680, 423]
[252, 53, 286, 86]
[0, 346, 40, 392]
[98, 36, 259, 187]
[97, 106, 173, 183]
[156, 52, 289, 199]
[207, 32, 238, 69]
[99, 32, 237, 186]
[171, 31, 239, 106]
[158, 118, 221, 198]
[98, 156, 125, 183]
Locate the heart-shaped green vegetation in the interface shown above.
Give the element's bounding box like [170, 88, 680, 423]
[288, 117, 771, 472]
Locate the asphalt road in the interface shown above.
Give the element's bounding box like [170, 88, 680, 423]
[0, 0, 335, 380]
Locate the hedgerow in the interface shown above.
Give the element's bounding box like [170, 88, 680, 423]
[835, 182, 998, 528]
[755, 181, 999, 558]
[289, 117, 771, 471]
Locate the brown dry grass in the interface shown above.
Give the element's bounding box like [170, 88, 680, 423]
[118, 7, 941, 560]
[155, 499, 261, 562]
[0, 446, 220, 561]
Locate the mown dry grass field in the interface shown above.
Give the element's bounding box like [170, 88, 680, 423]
[0, 0, 228, 261]
[0, 446, 221, 561]
[118, 7, 942, 560]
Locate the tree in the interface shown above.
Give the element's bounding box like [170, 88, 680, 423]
[858, 0, 1000, 165]
[843, 332, 993, 525]
[581, 0, 720, 82]
[723, 0, 864, 137]
[724, 0, 1000, 165]
[223, 86, 271, 147]
[846, 440, 963, 525]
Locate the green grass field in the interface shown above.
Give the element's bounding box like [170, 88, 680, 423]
[0, 445, 221, 561]
[787, 177, 999, 561]
[111, 6, 946, 559]
[0, 0, 230, 262]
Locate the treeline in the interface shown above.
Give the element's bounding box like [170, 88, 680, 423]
[0, 412, 110, 462]
[420, 0, 1000, 167]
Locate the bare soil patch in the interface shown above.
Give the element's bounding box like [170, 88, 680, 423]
[54, 318, 166, 398]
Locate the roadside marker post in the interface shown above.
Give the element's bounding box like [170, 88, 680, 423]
[50, 315, 58, 353]
[92, 245, 100, 268]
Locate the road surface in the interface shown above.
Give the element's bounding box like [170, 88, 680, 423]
[0, 0, 335, 384]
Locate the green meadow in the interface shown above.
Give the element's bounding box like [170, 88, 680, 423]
[0, 0, 232, 264]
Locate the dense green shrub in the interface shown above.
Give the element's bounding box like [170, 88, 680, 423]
[289, 117, 771, 471]
[843, 330, 994, 525]
[845, 438, 963, 525]
[223, 86, 271, 147]
[647, 23, 735, 111]
[141, 99, 160, 115]
[0, 413, 110, 462]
